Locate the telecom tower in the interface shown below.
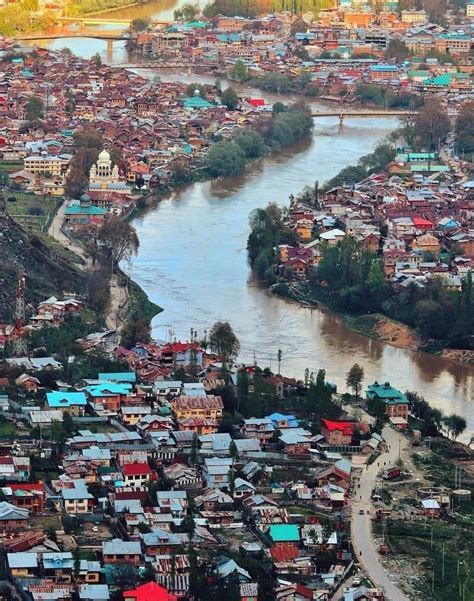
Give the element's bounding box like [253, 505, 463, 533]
[12, 273, 27, 357]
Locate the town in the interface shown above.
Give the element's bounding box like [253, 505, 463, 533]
[0, 310, 471, 601]
[0, 0, 471, 599]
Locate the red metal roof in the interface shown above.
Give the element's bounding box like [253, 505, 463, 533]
[124, 582, 177, 601]
[122, 462, 153, 476]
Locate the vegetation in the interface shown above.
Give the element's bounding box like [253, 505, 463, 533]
[204, 0, 332, 18]
[346, 363, 364, 399]
[355, 84, 423, 110]
[205, 140, 247, 177]
[455, 101, 474, 159]
[130, 17, 150, 32]
[97, 218, 140, 272]
[173, 3, 198, 21]
[208, 321, 240, 364]
[323, 143, 395, 189]
[220, 87, 239, 110]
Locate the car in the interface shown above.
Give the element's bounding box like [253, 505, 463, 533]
[358, 508, 364, 515]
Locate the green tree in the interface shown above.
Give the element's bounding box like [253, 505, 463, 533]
[346, 363, 364, 399]
[455, 101, 474, 157]
[190, 432, 199, 465]
[237, 369, 250, 415]
[272, 101, 285, 114]
[229, 440, 239, 461]
[92, 52, 102, 67]
[228, 60, 249, 82]
[234, 128, 267, 158]
[443, 413, 467, 441]
[72, 546, 81, 580]
[205, 141, 246, 177]
[64, 168, 88, 199]
[25, 95, 44, 121]
[51, 419, 66, 443]
[112, 564, 140, 590]
[220, 87, 239, 110]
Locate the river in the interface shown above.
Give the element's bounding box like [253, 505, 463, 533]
[27, 15, 473, 438]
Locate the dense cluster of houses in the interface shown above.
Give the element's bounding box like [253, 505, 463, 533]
[0, 48, 273, 234]
[128, 4, 474, 97]
[277, 155, 473, 290]
[0, 330, 423, 600]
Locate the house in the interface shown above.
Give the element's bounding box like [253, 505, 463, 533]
[121, 462, 154, 487]
[343, 587, 384, 601]
[102, 539, 142, 565]
[43, 552, 74, 582]
[156, 490, 188, 517]
[46, 391, 87, 416]
[269, 524, 301, 561]
[141, 528, 182, 556]
[60, 480, 94, 514]
[421, 498, 441, 518]
[172, 395, 223, 422]
[121, 406, 151, 427]
[315, 459, 352, 490]
[15, 373, 41, 393]
[79, 584, 110, 601]
[85, 383, 131, 413]
[199, 432, 232, 453]
[279, 432, 311, 455]
[241, 417, 275, 441]
[98, 372, 136, 384]
[3, 482, 45, 513]
[0, 455, 31, 481]
[366, 382, 409, 423]
[123, 582, 177, 601]
[320, 419, 353, 446]
[7, 552, 39, 578]
[0, 501, 29, 528]
[233, 478, 256, 498]
[266, 412, 298, 429]
[202, 457, 233, 490]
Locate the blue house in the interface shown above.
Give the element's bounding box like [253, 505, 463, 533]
[45, 391, 87, 416]
[266, 412, 299, 429]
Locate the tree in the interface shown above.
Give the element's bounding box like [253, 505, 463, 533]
[121, 318, 151, 349]
[51, 419, 66, 443]
[237, 369, 250, 415]
[385, 39, 410, 61]
[98, 218, 139, 272]
[443, 414, 466, 441]
[228, 60, 249, 83]
[181, 514, 196, 540]
[234, 129, 266, 158]
[174, 2, 198, 21]
[229, 440, 239, 461]
[63, 412, 74, 437]
[112, 564, 140, 590]
[190, 432, 199, 465]
[130, 17, 150, 31]
[72, 546, 81, 580]
[220, 87, 239, 110]
[272, 101, 285, 114]
[277, 349, 282, 375]
[205, 141, 246, 177]
[92, 52, 102, 67]
[25, 95, 44, 121]
[64, 168, 88, 199]
[346, 363, 364, 399]
[455, 101, 474, 157]
[208, 321, 240, 363]
[413, 99, 450, 150]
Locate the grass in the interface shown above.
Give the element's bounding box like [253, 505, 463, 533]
[375, 519, 474, 600]
[86, 423, 120, 434]
[0, 418, 16, 437]
[5, 191, 61, 233]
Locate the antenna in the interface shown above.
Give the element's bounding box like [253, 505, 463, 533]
[13, 273, 27, 356]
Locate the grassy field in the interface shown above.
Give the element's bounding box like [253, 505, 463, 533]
[374, 518, 473, 600]
[0, 417, 16, 437]
[5, 191, 60, 233]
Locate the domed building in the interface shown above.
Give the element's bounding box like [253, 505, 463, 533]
[89, 149, 131, 194]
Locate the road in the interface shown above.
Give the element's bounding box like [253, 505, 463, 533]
[105, 275, 128, 331]
[350, 425, 411, 601]
[48, 199, 89, 265]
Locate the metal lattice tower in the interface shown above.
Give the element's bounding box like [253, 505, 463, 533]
[12, 274, 27, 356]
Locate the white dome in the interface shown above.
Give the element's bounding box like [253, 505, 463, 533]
[98, 149, 110, 162]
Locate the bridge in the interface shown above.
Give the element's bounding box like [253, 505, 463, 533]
[57, 16, 171, 26]
[20, 30, 128, 41]
[311, 109, 418, 118]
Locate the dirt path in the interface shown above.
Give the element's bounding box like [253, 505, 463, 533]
[105, 275, 128, 331]
[48, 199, 90, 267]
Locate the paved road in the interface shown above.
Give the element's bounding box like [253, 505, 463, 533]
[48, 199, 89, 265]
[351, 425, 411, 601]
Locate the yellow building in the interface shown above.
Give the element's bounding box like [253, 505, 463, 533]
[411, 233, 440, 255]
[24, 155, 63, 176]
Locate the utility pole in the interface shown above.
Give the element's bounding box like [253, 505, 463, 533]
[442, 543, 445, 580]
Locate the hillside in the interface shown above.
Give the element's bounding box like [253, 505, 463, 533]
[0, 202, 85, 321]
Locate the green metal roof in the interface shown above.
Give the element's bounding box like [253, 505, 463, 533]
[65, 204, 106, 215]
[366, 382, 407, 404]
[269, 524, 300, 542]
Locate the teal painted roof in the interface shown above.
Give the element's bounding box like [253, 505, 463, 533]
[65, 204, 106, 215]
[85, 383, 131, 397]
[47, 391, 87, 407]
[269, 524, 300, 542]
[411, 165, 450, 172]
[366, 382, 407, 404]
[183, 95, 214, 109]
[98, 372, 136, 383]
